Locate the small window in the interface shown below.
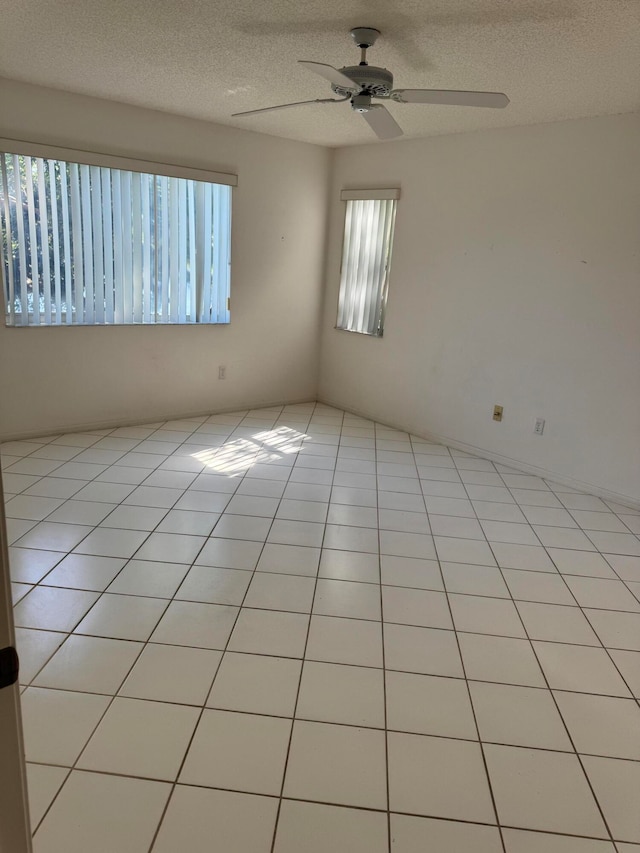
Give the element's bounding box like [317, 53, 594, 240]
[0, 148, 234, 326]
[336, 188, 398, 337]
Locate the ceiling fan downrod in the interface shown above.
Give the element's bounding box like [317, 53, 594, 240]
[350, 27, 381, 66]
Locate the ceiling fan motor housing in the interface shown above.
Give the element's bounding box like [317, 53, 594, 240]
[331, 66, 394, 98]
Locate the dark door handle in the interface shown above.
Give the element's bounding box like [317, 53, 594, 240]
[0, 647, 19, 688]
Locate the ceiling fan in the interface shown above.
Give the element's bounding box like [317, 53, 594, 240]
[232, 27, 509, 140]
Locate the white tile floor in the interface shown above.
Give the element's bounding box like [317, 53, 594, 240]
[3, 402, 640, 852]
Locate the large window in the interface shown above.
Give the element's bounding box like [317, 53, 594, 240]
[0, 143, 234, 326]
[336, 188, 399, 337]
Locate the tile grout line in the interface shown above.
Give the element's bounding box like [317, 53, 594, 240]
[22, 648, 640, 709]
[267, 402, 345, 853]
[22, 701, 640, 760]
[21, 759, 634, 847]
[417, 438, 508, 853]
[145, 405, 309, 852]
[374, 420, 393, 853]
[456, 463, 621, 847]
[144, 405, 320, 851]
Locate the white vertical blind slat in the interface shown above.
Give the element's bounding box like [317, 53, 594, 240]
[347, 200, 364, 330]
[102, 168, 114, 324]
[187, 180, 196, 323]
[178, 178, 187, 324]
[90, 165, 104, 323]
[13, 155, 29, 324]
[35, 159, 52, 325]
[112, 170, 123, 324]
[212, 185, 223, 322]
[357, 199, 376, 333]
[153, 176, 160, 321]
[80, 164, 94, 323]
[336, 204, 351, 331]
[141, 172, 152, 323]
[338, 202, 352, 330]
[368, 200, 391, 335]
[160, 176, 169, 322]
[0, 156, 16, 323]
[13, 155, 29, 323]
[24, 157, 41, 325]
[131, 173, 143, 323]
[362, 200, 381, 335]
[47, 160, 62, 325]
[169, 177, 179, 323]
[221, 185, 232, 322]
[209, 185, 217, 321]
[365, 200, 379, 331]
[194, 182, 205, 322]
[378, 200, 396, 332]
[59, 162, 73, 324]
[160, 177, 169, 323]
[69, 163, 84, 323]
[121, 170, 133, 324]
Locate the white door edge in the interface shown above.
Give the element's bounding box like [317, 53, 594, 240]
[0, 471, 32, 853]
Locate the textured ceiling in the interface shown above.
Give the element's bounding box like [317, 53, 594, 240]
[1, 0, 639, 147]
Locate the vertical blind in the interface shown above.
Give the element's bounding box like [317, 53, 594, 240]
[336, 196, 397, 337]
[0, 153, 232, 326]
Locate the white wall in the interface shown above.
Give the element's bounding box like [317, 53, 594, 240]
[319, 113, 640, 504]
[0, 79, 330, 438]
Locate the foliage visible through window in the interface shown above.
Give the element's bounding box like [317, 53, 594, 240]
[336, 195, 397, 337]
[0, 153, 232, 326]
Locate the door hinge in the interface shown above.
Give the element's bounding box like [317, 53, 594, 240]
[227, 297, 230, 311]
[0, 646, 19, 689]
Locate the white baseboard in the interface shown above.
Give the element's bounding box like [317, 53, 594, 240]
[0, 396, 317, 443]
[318, 396, 640, 512]
[6, 392, 638, 512]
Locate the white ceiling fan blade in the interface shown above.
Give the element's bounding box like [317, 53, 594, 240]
[298, 61, 358, 90]
[232, 98, 345, 117]
[393, 89, 509, 108]
[361, 105, 403, 140]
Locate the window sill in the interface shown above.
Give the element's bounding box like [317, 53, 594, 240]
[334, 325, 383, 338]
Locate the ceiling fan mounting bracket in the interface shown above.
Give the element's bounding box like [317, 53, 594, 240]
[349, 27, 381, 49]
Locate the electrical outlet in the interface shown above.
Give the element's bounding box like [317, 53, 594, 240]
[493, 405, 503, 422]
[534, 418, 545, 435]
[218, 365, 226, 380]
